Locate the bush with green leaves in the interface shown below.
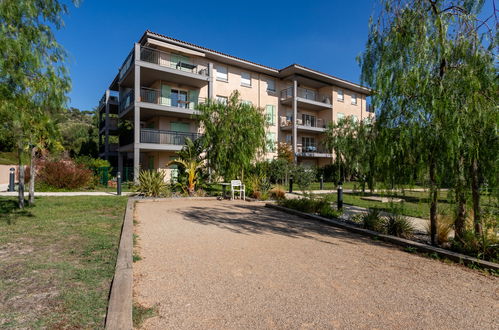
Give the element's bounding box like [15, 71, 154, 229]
[361, 208, 386, 233]
[385, 213, 414, 239]
[290, 165, 316, 191]
[135, 170, 170, 197]
[278, 196, 342, 219]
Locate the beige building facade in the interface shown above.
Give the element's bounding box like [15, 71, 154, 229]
[97, 30, 373, 181]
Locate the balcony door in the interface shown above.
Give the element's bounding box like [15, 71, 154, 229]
[302, 114, 316, 127]
[302, 136, 316, 152]
[171, 89, 188, 108]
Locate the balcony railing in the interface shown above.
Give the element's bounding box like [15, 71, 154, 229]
[119, 90, 134, 113]
[280, 87, 332, 104]
[297, 144, 331, 154]
[140, 46, 209, 76]
[140, 128, 202, 145]
[119, 50, 134, 80]
[280, 116, 329, 129]
[140, 87, 205, 110]
[100, 117, 119, 131]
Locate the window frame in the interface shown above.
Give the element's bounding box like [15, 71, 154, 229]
[266, 78, 276, 93]
[240, 71, 251, 87]
[215, 65, 228, 82]
[337, 89, 344, 102]
[351, 93, 357, 105]
[216, 95, 228, 104]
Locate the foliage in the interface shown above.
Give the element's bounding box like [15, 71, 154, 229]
[278, 196, 342, 219]
[361, 208, 386, 233]
[197, 90, 267, 181]
[37, 158, 92, 189]
[451, 230, 498, 263]
[136, 170, 170, 197]
[425, 214, 454, 244]
[359, 0, 498, 244]
[168, 138, 204, 196]
[75, 155, 110, 171]
[384, 213, 414, 239]
[57, 108, 99, 157]
[269, 187, 286, 200]
[290, 165, 316, 191]
[267, 158, 290, 184]
[277, 142, 294, 163]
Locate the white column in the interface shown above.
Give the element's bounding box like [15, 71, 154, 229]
[292, 79, 298, 163]
[133, 43, 141, 182]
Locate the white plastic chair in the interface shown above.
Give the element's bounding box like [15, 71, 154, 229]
[230, 180, 245, 200]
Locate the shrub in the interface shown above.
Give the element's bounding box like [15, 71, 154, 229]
[290, 165, 316, 191]
[425, 214, 454, 244]
[38, 159, 93, 189]
[361, 208, 386, 233]
[269, 187, 286, 200]
[135, 170, 170, 197]
[451, 230, 498, 263]
[385, 213, 414, 239]
[279, 196, 342, 219]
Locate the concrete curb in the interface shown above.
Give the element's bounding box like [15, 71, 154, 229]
[105, 198, 135, 330]
[266, 203, 499, 272]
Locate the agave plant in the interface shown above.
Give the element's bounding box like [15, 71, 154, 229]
[167, 137, 204, 196]
[136, 170, 169, 197]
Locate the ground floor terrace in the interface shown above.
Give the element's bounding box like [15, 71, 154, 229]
[133, 199, 498, 329]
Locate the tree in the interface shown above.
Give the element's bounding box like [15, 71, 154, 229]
[359, 0, 498, 244]
[197, 90, 268, 181]
[0, 0, 78, 208]
[168, 137, 204, 196]
[57, 108, 99, 157]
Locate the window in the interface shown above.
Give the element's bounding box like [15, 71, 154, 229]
[285, 134, 292, 145]
[266, 132, 277, 152]
[351, 93, 357, 105]
[171, 89, 188, 108]
[242, 100, 252, 106]
[241, 72, 251, 87]
[337, 89, 344, 102]
[302, 114, 316, 127]
[337, 112, 345, 121]
[302, 137, 316, 152]
[265, 105, 276, 125]
[266, 78, 276, 92]
[216, 65, 228, 81]
[216, 95, 228, 104]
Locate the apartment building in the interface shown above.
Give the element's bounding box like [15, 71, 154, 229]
[98, 30, 373, 181]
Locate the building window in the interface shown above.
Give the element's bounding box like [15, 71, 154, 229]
[266, 78, 276, 92]
[216, 95, 228, 104]
[351, 93, 357, 105]
[337, 112, 345, 121]
[285, 134, 292, 145]
[302, 114, 316, 127]
[302, 136, 316, 152]
[241, 72, 251, 87]
[265, 105, 276, 126]
[266, 132, 277, 152]
[242, 100, 252, 106]
[216, 65, 228, 81]
[337, 89, 344, 102]
[352, 115, 358, 122]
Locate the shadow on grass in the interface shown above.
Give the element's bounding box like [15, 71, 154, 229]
[0, 199, 34, 225]
[178, 203, 384, 247]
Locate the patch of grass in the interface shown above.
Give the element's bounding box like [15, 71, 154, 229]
[133, 303, 157, 328]
[0, 196, 128, 328]
[0, 151, 19, 165]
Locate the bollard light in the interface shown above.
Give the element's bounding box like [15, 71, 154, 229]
[337, 180, 343, 210]
[289, 176, 293, 193]
[320, 174, 324, 190]
[9, 167, 15, 192]
[117, 172, 122, 196]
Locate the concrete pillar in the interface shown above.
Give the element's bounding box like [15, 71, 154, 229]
[292, 79, 298, 163]
[208, 62, 214, 100]
[104, 89, 110, 160]
[133, 43, 141, 182]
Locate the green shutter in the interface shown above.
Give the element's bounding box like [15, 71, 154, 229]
[188, 90, 200, 109]
[266, 105, 275, 126]
[170, 54, 180, 68]
[171, 122, 190, 133]
[161, 84, 171, 106]
[266, 132, 276, 152]
[148, 156, 155, 170]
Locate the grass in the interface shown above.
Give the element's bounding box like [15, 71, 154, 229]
[35, 182, 134, 193]
[0, 196, 128, 328]
[0, 151, 19, 165]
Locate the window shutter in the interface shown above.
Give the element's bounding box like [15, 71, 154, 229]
[188, 90, 200, 109]
[161, 85, 171, 106]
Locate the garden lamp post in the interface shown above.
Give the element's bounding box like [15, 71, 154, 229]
[337, 180, 343, 210]
[320, 174, 324, 190]
[289, 175, 293, 193]
[8, 167, 15, 192]
[117, 172, 122, 196]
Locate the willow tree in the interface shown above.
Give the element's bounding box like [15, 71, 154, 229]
[0, 0, 77, 208]
[360, 0, 498, 244]
[197, 91, 268, 181]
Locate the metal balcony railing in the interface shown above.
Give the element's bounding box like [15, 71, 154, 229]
[280, 87, 332, 104]
[140, 87, 205, 110]
[297, 144, 331, 154]
[140, 46, 209, 76]
[280, 116, 329, 128]
[119, 90, 134, 113]
[140, 129, 202, 145]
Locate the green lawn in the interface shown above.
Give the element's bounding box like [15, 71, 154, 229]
[0, 196, 128, 328]
[0, 151, 19, 165]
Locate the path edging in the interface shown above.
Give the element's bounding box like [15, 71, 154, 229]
[105, 198, 135, 329]
[266, 203, 499, 271]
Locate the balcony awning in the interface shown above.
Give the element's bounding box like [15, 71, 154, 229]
[146, 38, 205, 57]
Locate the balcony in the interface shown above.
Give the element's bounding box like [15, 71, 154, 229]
[140, 47, 209, 76]
[139, 87, 205, 114]
[296, 144, 332, 158]
[119, 50, 134, 81]
[99, 117, 119, 132]
[99, 143, 119, 155]
[280, 87, 333, 110]
[119, 90, 135, 114]
[140, 128, 202, 150]
[279, 116, 329, 133]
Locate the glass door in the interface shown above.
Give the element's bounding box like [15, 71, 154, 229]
[171, 89, 188, 108]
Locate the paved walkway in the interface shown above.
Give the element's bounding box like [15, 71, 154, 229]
[133, 199, 498, 329]
[0, 191, 133, 196]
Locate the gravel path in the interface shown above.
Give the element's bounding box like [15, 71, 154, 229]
[133, 199, 498, 329]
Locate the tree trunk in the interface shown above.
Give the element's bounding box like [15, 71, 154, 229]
[18, 166, 25, 209]
[470, 157, 482, 236]
[454, 156, 467, 240]
[429, 158, 438, 245]
[28, 146, 37, 206]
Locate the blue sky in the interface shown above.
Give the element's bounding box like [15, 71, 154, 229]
[55, 0, 495, 111]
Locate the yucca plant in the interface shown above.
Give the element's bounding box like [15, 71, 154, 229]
[362, 208, 386, 233]
[136, 170, 169, 197]
[385, 213, 414, 239]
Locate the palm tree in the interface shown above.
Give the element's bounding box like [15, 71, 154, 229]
[167, 137, 204, 196]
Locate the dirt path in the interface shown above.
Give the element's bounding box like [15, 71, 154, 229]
[133, 199, 498, 329]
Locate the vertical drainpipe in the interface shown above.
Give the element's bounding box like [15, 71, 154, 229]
[133, 43, 141, 183]
[292, 79, 298, 164]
